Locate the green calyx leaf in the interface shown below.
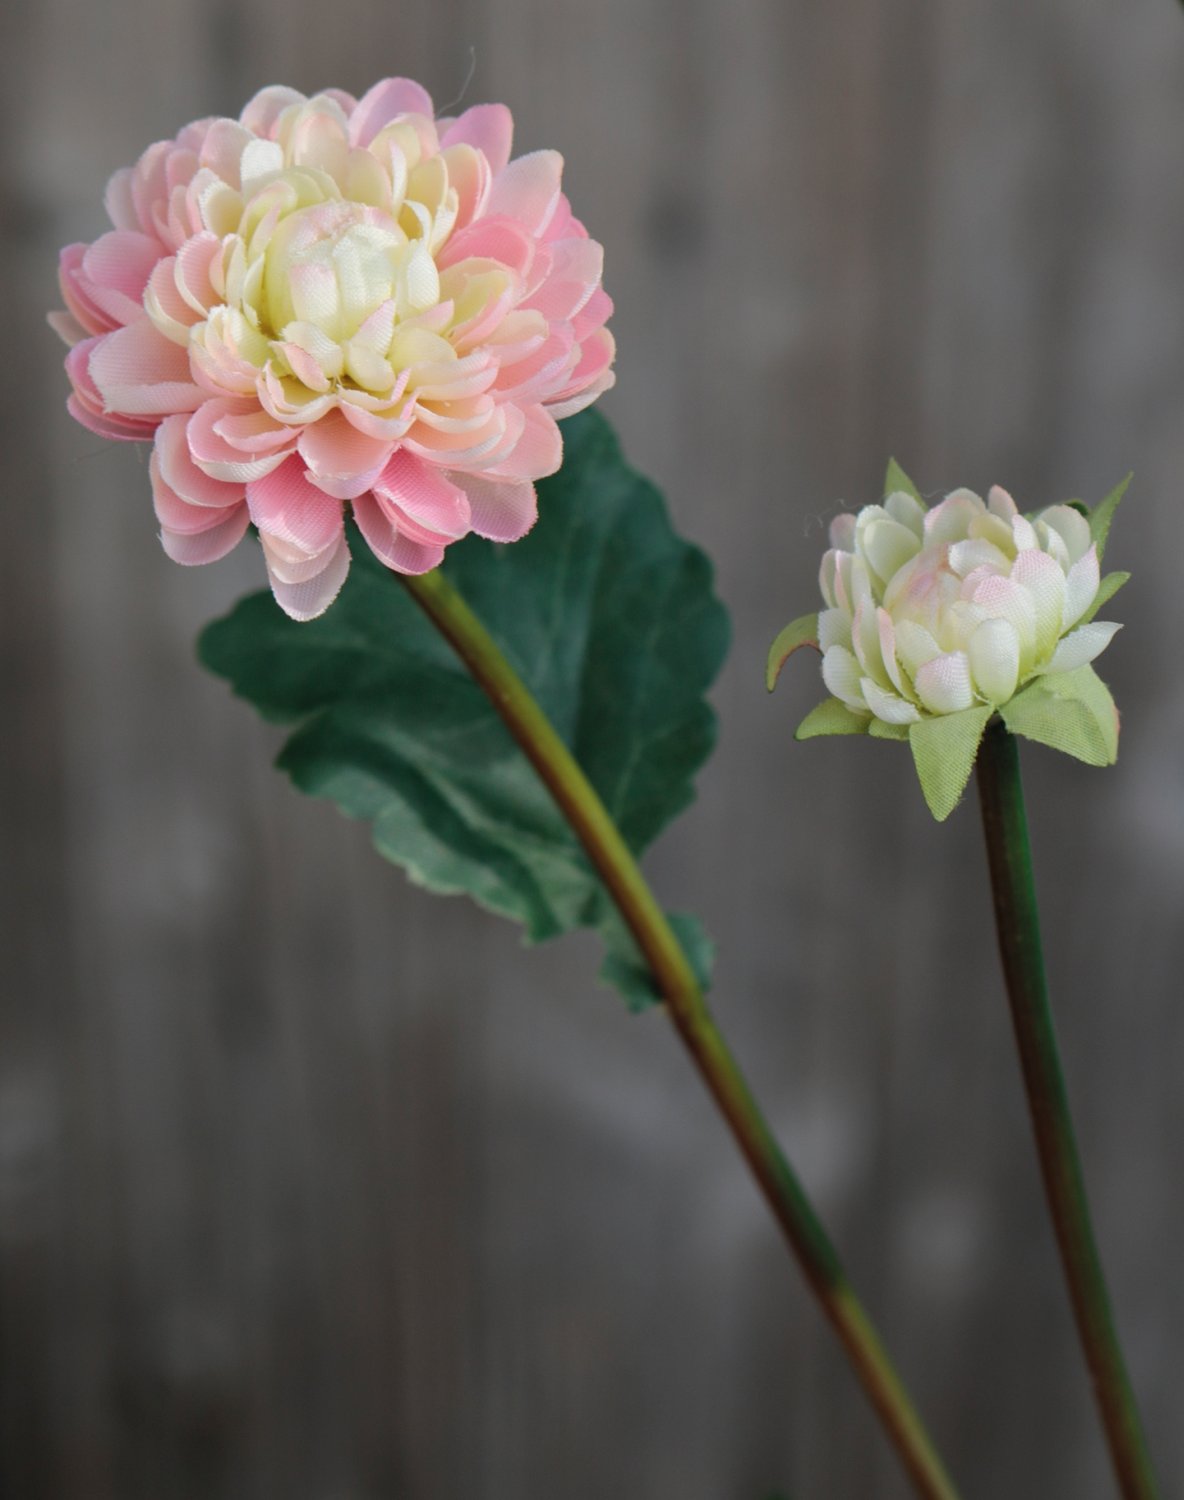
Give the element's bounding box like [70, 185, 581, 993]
[884, 458, 923, 503]
[908, 705, 995, 821]
[1000, 665, 1118, 766]
[766, 613, 819, 691]
[1088, 474, 1131, 562]
[199, 410, 730, 1011]
[795, 698, 870, 739]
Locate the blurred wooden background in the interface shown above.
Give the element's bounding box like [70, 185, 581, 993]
[3, 1, 1184, 1495]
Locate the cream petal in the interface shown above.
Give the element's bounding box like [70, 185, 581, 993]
[967, 617, 1020, 703]
[1011, 549, 1066, 661]
[1038, 621, 1122, 676]
[862, 678, 921, 725]
[914, 652, 975, 715]
[1037, 504, 1092, 565]
[821, 645, 868, 711]
[1062, 544, 1101, 631]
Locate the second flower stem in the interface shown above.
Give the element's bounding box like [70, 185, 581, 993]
[402, 566, 962, 1500]
[976, 719, 1159, 1500]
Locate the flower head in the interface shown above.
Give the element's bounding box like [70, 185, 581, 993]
[768, 466, 1129, 819]
[52, 80, 615, 618]
[817, 484, 1120, 724]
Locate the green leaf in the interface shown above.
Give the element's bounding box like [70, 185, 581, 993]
[1078, 570, 1130, 626]
[908, 706, 995, 821]
[199, 410, 730, 1009]
[1000, 666, 1118, 766]
[884, 458, 923, 503]
[766, 612, 818, 691]
[600, 912, 715, 1013]
[795, 698, 870, 739]
[868, 717, 911, 741]
[1089, 474, 1131, 562]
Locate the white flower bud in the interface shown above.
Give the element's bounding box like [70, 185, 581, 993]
[817, 486, 1121, 727]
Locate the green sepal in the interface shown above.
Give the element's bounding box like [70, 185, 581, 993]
[908, 705, 995, 821]
[1000, 666, 1118, 766]
[1088, 474, 1130, 562]
[1078, 570, 1130, 626]
[766, 613, 819, 691]
[868, 717, 911, 741]
[795, 698, 870, 739]
[600, 912, 715, 1014]
[884, 458, 923, 503]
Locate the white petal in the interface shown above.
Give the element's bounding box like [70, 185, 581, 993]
[1011, 514, 1039, 551]
[876, 608, 907, 695]
[1062, 544, 1100, 631]
[821, 645, 868, 710]
[861, 517, 921, 585]
[925, 489, 983, 545]
[1039, 621, 1122, 676]
[968, 618, 1020, 704]
[818, 607, 852, 652]
[1037, 504, 1092, 565]
[948, 538, 1011, 578]
[987, 485, 1018, 521]
[894, 619, 942, 678]
[862, 677, 921, 724]
[1012, 549, 1066, 660]
[828, 512, 856, 551]
[914, 651, 975, 714]
[884, 490, 926, 537]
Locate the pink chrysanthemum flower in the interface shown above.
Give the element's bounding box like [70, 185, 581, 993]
[51, 79, 615, 618]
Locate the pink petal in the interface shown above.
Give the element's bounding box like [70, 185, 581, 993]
[89, 321, 204, 416]
[373, 450, 472, 539]
[198, 118, 254, 187]
[440, 103, 514, 174]
[348, 77, 435, 146]
[545, 362, 615, 421]
[494, 327, 576, 404]
[297, 411, 393, 499]
[212, 405, 298, 455]
[487, 404, 562, 480]
[76, 230, 162, 325]
[188, 398, 297, 482]
[247, 454, 346, 556]
[485, 150, 563, 235]
[58, 244, 116, 336]
[546, 328, 615, 414]
[571, 287, 613, 343]
[160, 505, 250, 565]
[455, 475, 537, 542]
[353, 492, 446, 574]
[266, 532, 352, 621]
[151, 451, 243, 533]
[156, 412, 248, 507]
[239, 85, 306, 138]
[66, 393, 154, 442]
[436, 214, 536, 276]
[524, 238, 603, 321]
[65, 337, 157, 440]
[103, 167, 140, 232]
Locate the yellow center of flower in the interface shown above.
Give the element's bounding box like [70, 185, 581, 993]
[262, 201, 439, 342]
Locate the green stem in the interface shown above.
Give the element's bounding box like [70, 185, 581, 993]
[976, 719, 1159, 1500]
[402, 566, 963, 1500]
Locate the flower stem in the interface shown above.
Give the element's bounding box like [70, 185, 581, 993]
[401, 566, 963, 1500]
[975, 718, 1159, 1500]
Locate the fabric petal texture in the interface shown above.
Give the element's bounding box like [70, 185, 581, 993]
[772, 460, 1128, 816]
[52, 78, 615, 619]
